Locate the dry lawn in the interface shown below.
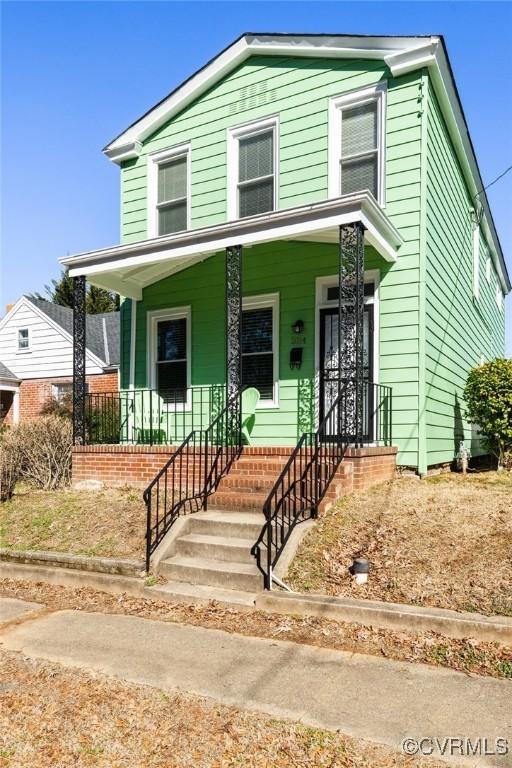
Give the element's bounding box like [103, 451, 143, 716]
[0, 486, 146, 559]
[1, 579, 510, 680]
[0, 647, 449, 768]
[287, 472, 512, 616]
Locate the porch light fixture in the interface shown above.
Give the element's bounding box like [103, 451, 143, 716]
[292, 319, 304, 334]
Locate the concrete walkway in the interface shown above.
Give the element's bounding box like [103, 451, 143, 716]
[1, 603, 511, 767]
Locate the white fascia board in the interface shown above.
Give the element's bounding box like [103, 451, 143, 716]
[0, 296, 26, 333]
[104, 35, 430, 161]
[0, 379, 20, 390]
[63, 194, 402, 293]
[386, 40, 510, 294]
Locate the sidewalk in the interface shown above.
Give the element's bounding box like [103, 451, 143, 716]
[1, 602, 511, 767]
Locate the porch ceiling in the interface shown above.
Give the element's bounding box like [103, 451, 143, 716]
[61, 192, 403, 300]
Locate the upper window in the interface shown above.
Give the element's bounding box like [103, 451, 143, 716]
[227, 118, 278, 220]
[149, 307, 191, 404]
[328, 84, 386, 205]
[241, 294, 279, 406]
[18, 328, 29, 351]
[147, 145, 190, 238]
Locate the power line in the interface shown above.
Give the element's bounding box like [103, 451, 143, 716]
[474, 163, 512, 202]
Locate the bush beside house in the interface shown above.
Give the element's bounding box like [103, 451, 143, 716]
[464, 358, 512, 470]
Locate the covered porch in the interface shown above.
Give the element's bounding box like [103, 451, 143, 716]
[63, 192, 402, 450]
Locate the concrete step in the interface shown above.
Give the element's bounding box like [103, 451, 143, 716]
[148, 580, 257, 608]
[175, 533, 255, 564]
[159, 555, 263, 592]
[187, 511, 265, 539]
[208, 490, 267, 512]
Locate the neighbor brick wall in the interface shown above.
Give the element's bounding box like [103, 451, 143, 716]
[18, 372, 118, 420]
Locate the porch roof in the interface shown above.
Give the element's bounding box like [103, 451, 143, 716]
[61, 192, 403, 300]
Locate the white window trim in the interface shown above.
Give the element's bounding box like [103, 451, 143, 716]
[242, 292, 279, 409]
[227, 116, 279, 222]
[315, 270, 380, 387]
[17, 327, 30, 353]
[328, 83, 387, 206]
[147, 306, 192, 410]
[472, 225, 480, 300]
[147, 143, 191, 239]
[495, 283, 504, 310]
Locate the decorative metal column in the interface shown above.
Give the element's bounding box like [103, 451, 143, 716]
[338, 222, 365, 446]
[225, 245, 242, 444]
[72, 275, 87, 445]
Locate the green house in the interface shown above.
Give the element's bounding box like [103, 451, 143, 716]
[64, 34, 510, 584]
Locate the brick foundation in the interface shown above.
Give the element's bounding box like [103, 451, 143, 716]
[17, 372, 118, 421]
[72, 444, 398, 499]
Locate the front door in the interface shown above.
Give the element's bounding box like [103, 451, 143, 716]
[319, 305, 373, 439]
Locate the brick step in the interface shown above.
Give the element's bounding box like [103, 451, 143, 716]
[175, 533, 255, 564]
[208, 490, 268, 512]
[216, 474, 276, 492]
[229, 461, 290, 473]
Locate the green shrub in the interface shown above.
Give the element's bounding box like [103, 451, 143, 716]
[463, 358, 512, 470]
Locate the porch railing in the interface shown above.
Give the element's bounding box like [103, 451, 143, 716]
[84, 385, 226, 446]
[252, 380, 392, 589]
[142, 387, 244, 570]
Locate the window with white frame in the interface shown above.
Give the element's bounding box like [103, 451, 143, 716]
[227, 118, 278, 220]
[149, 308, 191, 400]
[17, 328, 29, 351]
[496, 283, 504, 310]
[52, 382, 84, 403]
[328, 84, 386, 204]
[486, 255, 491, 283]
[472, 225, 480, 299]
[241, 295, 278, 405]
[147, 145, 190, 237]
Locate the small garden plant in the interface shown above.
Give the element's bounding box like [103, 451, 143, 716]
[464, 358, 512, 470]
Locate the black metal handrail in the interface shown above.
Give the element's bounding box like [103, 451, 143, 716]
[142, 387, 244, 570]
[252, 380, 392, 589]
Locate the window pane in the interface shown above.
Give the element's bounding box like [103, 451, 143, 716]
[157, 361, 187, 394]
[159, 201, 187, 235]
[341, 102, 377, 157]
[242, 353, 273, 400]
[158, 157, 187, 203]
[239, 131, 273, 182]
[18, 329, 29, 349]
[341, 154, 378, 197]
[157, 318, 186, 362]
[239, 178, 274, 218]
[242, 308, 272, 354]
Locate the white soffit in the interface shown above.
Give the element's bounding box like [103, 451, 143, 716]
[61, 194, 403, 299]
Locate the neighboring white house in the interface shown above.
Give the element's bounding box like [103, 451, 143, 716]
[0, 296, 119, 425]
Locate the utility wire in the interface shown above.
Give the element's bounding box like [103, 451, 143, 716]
[473, 163, 512, 202]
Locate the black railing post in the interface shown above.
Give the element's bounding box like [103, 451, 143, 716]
[72, 275, 86, 446]
[226, 245, 242, 447]
[339, 222, 365, 446]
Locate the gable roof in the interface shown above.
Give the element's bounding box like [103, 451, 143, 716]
[102, 32, 509, 293]
[0, 361, 19, 382]
[26, 298, 120, 368]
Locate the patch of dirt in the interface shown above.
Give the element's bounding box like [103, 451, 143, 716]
[0, 647, 447, 768]
[1, 579, 510, 680]
[0, 486, 145, 559]
[287, 472, 512, 617]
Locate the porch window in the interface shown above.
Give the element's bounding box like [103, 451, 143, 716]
[147, 145, 190, 238]
[328, 84, 386, 204]
[241, 294, 278, 405]
[156, 317, 188, 393]
[17, 328, 29, 351]
[227, 118, 278, 220]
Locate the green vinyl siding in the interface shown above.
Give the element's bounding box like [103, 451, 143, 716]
[424, 82, 505, 466]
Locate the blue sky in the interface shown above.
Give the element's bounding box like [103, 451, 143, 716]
[1, 1, 511, 353]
